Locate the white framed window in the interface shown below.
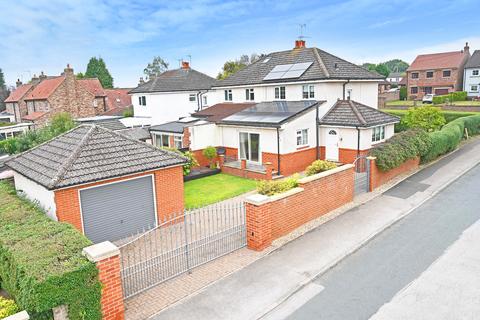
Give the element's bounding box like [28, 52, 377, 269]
[471, 85, 479, 92]
[224, 89, 232, 101]
[275, 86, 286, 99]
[138, 96, 146, 106]
[189, 94, 196, 102]
[154, 134, 170, 148]
[296, 129, 308, 146]
[473, 70, 479, 76]
[245, 88, 254, 101]
[174, 135, 183, 149]
[371, 126, 385, 142]
[302, 85, 314, 99]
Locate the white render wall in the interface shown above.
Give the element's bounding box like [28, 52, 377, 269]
[279, 109, 318, 153]
[132, 91, 216, 125]
[464, 68, 480, 97]
[13, 172, 57, 220]
[213, 80, 379, 114]
[319, 124, 395, 151]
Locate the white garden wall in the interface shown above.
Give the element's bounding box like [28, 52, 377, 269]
[14, 172, 57, 220]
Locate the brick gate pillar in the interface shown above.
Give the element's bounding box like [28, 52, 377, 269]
[245, 194, 272, 251]
[83, 242, 125, 320]
[367, 156, 377, 192]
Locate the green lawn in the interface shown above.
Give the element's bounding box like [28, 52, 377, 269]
[385, 100, 416, 106]
[184, 173, 257, 208]
[450, 100, 480, 106]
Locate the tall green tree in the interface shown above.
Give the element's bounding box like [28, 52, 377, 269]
[144, 56, 169, 80]
[0, 68, 8, 112]
[84, 57, 114, 88]
[384, 59, 409, 73]
[0, 68, 5, 89]
[217, 53, 264, 80]
[374, 63, 390, 77]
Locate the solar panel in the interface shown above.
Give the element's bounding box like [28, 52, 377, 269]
[263, 62, 313, 80]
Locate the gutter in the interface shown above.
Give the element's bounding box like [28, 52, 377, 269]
[343, 79, 350, 99]
[356, 126, 361, 157]
[276, 127, 281, 175]
[316, 103, 320, 160]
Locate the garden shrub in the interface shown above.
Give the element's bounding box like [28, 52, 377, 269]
[305, 160, 337, 176]
[432, 91, 467, 104]
[370, 129, 432, 171]
[399, 86, 407, 101]
[257, 175, 299, 196]
[162, 147, 198, 175]
[202, 146, 217, 169]
[402, 106, 446, 132]
[422, 114, 480, 163]
[0, 181, 102, 320]
[0, 297, 19, 318]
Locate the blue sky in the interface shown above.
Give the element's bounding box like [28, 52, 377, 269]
[1, 0, 479, 88]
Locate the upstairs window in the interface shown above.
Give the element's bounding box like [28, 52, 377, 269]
[443, 70, 451, 77]
[139, 96, 146, 106]
[275, 86, 286, 99]
[189, 94, 196, 102]
[372, 126, 385, 142]
[296, 129, 308, 146]
[411, 72, 419, 79]
[174, 135, 183, 149]
[426, 71, 434, 78]
[154, 134, 170, 148]
[473, 70, 479, 76]
[224, 89, 233, 101]
[302, 85, 315, 99]
[245, 88, 254, 101]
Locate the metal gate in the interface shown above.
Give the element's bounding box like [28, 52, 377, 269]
[353, 155, 370, 195]
[119, 202, 246, 299]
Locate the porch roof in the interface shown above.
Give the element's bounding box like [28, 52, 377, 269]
[219, 100, 325, 128]
[319, 99, 400, 128]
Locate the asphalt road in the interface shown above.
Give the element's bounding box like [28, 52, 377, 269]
[284, 163, 480, 320]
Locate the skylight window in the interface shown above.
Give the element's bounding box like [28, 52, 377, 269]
[262, 57, 271, 63]
[263, 62, 313, 80]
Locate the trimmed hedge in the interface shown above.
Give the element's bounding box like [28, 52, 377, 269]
[257, 175, 299, 196]
[421, 114, 480, 163]
[432, 91, 467, 104]
[370, 129, 432, 171]
[305, 160, 337, 176]
[0, 181, 102, 320]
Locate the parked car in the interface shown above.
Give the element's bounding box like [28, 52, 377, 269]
[422, 94, 435, 104]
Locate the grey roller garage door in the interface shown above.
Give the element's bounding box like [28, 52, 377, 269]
[80, 175, 157, 243]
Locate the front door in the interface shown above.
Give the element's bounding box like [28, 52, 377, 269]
[239, 132, 260, 163]
[325, 129, 339, 161]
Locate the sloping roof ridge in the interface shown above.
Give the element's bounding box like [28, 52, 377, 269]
[25, 75, 66, 100]
[348, 100, 366, 125]
[352, 99, 402, 118]
[312, 47, 330, 78]
[417, 50, 463, 57]
[49, 125, 96, 188]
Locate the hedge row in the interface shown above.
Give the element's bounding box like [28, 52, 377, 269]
[422, 114, 480, 162]
[0, 181, 102, 320]
[384, 109, 477, 132]
[432, 91, 467, 104]
[370, 129, 432, 171]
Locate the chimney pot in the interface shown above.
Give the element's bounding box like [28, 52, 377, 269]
[464, 42, 470, 54]
[295, 39, 306, 49]
[181, 61, 190, 69]
[16, 79, 22, 87]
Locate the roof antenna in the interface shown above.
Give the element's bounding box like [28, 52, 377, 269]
[299, 24, 307, 40]
[187, 54, 192, 65]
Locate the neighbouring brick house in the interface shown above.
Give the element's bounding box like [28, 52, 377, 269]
[4, 65, 121, 127]
[406, 43, 471, 99]
[6, 124, 186, 243]
[103, 88, 133, 116]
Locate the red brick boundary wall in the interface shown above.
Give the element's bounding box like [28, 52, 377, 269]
[83, 242, 125, 320]
[245, 164, 355, 251]
[369, 157, 420, 191]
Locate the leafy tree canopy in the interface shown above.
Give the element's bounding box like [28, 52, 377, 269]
[0, 68, 5, 89]
[361, 59, 409, 77]
[217, 53, 264, 80]
[76, 72, 85, 79]
[84, 57, 114, 88]
[144, 56, 169, 80]
[403, 106, 446, 132]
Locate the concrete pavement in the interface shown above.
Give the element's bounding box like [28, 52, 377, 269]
[151, 138, 480, 320]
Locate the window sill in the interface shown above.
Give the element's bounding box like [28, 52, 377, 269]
[296, 145, 310, 150]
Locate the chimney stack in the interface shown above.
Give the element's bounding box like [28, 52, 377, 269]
[139, 77, 145, 85]
[464, 42, 470, 55]
[31, 74, 39, 82]
[181, 61, 190, 70]
[16, 79, 22, 88]
[39, 71, 47, 80]
[64, 63, 74, 76]
[295, 39, 306, 49]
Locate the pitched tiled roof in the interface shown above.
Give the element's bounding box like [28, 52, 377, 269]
[24, 76, 65, 100]
[104, 88, 132, 111]
[4, 84, 34, 103]
[22, 111, 47, 121]
[214, 47, 383, 87]
[78, 78, 106, 97]
[118, 127, 151, 141]
[191, 103, 255, 123]
[465, 50, 480, 69]
[6, 125, 186, 189]
[320, 100, 400, 127]
[129, 68, 216, 94]
[407, 51, 468, 71]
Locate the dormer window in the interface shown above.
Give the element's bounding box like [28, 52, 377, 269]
[262, 57, 271, 63]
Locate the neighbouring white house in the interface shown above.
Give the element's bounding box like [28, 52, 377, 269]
[129, 61, 217, 125]
[464, 50, 480, 98]
[150, 100, 399, 179]
[386, 72, 404, 86]
[210, 40, 384, 120]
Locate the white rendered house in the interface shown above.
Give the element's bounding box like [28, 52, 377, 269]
[464, 50, 480, 98]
